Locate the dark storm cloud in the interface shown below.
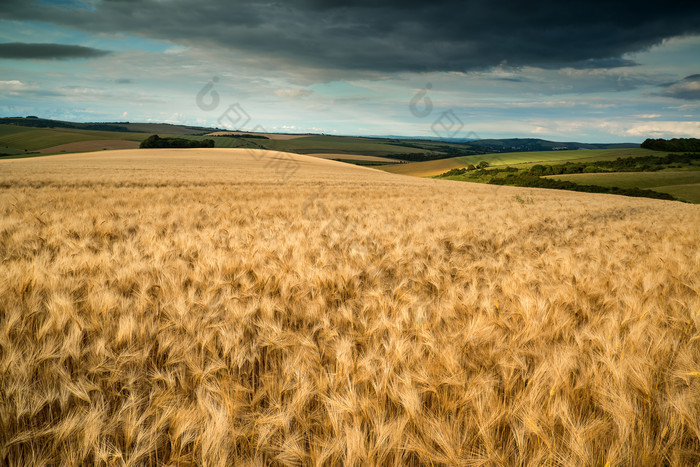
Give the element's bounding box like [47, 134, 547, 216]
[1, 1, 699, 72]
[566, 58, 640, 70]
[0, 42, 110, 59]
[657, 74, 700, 100]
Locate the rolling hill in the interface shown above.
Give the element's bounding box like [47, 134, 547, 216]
[1, 118, 642, 163]
[0, 125, 147, 154]
[378, 148, 658, 177]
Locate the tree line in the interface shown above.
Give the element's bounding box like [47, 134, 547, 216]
[641, 138, 700, 152]
[140, 135, 215, 149]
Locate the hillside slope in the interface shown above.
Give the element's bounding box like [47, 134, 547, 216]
[379, 148, 658, 177]
[547, 171, 700, 203]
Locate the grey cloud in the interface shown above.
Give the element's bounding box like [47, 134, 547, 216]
[566, 58, 640, 70]
[466, 66, 662, 96]
[657, 74, 700, 100]
[493, 77, 529, 82]
[1, 1, 698, 73]
[0, 42, 110, 60]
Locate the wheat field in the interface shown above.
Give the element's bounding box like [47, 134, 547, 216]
[1, 149, 699, 466]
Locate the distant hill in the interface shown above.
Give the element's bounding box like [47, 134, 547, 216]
[374, 135, 639, 149]
[467, 138, 638, 152]
[0, 117, 216, 135]
[1, 117, 639, 160]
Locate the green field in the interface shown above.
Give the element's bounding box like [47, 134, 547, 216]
[379, 148, 657, 177]
[0, 125, 147, 152]
[262, 135, 431, 155]
[547, 170, 700, 203]
[181, 134, 457, 156]
[0, 124, 468, 158]
[0, 126, 452, 158]
[2, 123, 651, 167]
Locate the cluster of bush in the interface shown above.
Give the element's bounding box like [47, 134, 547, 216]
[485, 173, 677, 201]
[140, 135, 215, 149]
[440, 162, 491, 176]
[641, 138, 700, 152]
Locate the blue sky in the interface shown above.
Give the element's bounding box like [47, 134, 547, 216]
[1, 1, 699, 142]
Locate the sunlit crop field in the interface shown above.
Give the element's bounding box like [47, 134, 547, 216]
[1, 149, 699, 465]
[378, 148, 657, 177]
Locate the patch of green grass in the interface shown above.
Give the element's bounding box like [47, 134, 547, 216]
[547, 171, 700, 203]
[0, 125, 148, 151]
[546, 170, 700, 190]
[0, 147, 27, 156]
[179, 135, 433, 156]
[467, 148, 655, 166]
[0, 125, 37, 138]
[490, 148, 660, 168]
[264, 136, 426, 155]
[163, 132, 457, 156]
[652, 184, 700, 204]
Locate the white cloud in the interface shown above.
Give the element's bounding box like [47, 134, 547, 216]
[600, 120, 700, 138]
[164, 45, 188, 55]
[0, 80, 35, 93]
[274, 88, 313, 99]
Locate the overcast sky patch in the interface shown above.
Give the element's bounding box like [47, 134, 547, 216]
[0, 42, 110, 59]
[0, 1, 699, 141]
